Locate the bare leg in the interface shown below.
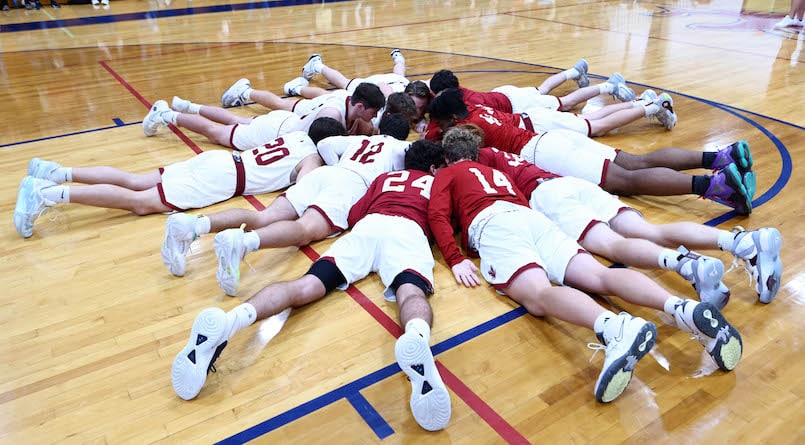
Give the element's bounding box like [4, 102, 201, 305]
[603, 163, 694, 196]
[557, 84, 606, 111]
[175, 114, 236, 147]
[536, 71, 571, 95]
[249, 89, 296, 111]
[299, 85, 331, 99]
[198, 105, 252, 125]
[614, 148, 703, 171]
[396, 283, 433, 327]
[583, 101, 634, 119]
[246, 274, 327, 319]
[209, 196, 299, 232]
[580, 223, 668, 269]
[253, 207, 334, 248]
[71, 168, 161, 190]
[320, 65, 350, 89]
[588, 107, 647, 137]
[68, 186, 171, 215]
[502, 267, 603, 329]
[609, 211, 722, 250]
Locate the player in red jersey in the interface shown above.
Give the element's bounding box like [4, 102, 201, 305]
[170, 140, 453, 432]
[428, 130, 743, 403]
[448, 124, 783, 307]
[161, 114, 413, 296]
[427, 87, 756, 215]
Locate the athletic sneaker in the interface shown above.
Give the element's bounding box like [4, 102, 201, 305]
[302, 54, 323, 81]
[27, 158, 62, 182]
[390, 48, 406, 66]
[220, 78, 251, 107]
[703, 164, 754, 215]
[711, 140, 753, 174]
[171, 307, 230, 400]
[605, 73, 636, 102]
[675, 246, 730, 309]
[214, 228, 247, 296]
[590, 312, 656, 403]
[395, 330, 451, 431]
[142, 100, 170, 136]
[13, 176, 57, 238]
[670, 299, 742, 371]
[572, 58, 590, 88]
[773, 15, 800, 28]
[638, 89, 658, 104]
[653, 93, 678, 130]
[161, 213, 199, 277]
[283, 76, 309, 96]
[729, 227, 783, 303]
[171, 96, 193, 113]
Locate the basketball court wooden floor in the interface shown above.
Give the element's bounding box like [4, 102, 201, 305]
[1, 1, 803, 444]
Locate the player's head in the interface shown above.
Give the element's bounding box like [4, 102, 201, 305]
[404, 80, 432, 118]
[378, 113, 410, 140]
[442, 125, 481, 163]
[405, 140, 446, 173]
[455, 123, 485, 141]
[429, 70, 460, 95]
[384, 92, 419, 126]
[308, 117, 348, 144]
[427, 88, 468, 131]
[350, 82, 386, 120]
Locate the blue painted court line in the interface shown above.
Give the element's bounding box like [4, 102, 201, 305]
[112, 117, 125, 126]
[215, 306, 528, 444]
[0, 120, 140, 149]
[0, 0, 351, 33]
[346, 392, 394, 439]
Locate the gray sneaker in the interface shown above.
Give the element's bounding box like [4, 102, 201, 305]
[670, 299, 742, 371]
[730, 227, 783, 303]
[652, 92, 678, 130]
[220, 78, 251, 107]
[572, 58, 589, 88]
[675, 246, 730, 309]
[605, 72, 636, 102]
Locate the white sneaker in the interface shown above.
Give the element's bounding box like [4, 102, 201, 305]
[590, 312, 656, 403]
[161, 213, 199, 277]
[652, 92, 677, 130]
[27, 158, 63, 182]
[214, 228, 247, 296]
[13, 176, 57, 238]
[729, 227, 783, 303]
[101, 0, 108, 4]
[283, 76, 309, 96]
[142, 100, 170, 136]
[572, 58, 589, 88]
[670, 299, 742, 371]
[171, 307, 230, 400]
[675, 246, 730, 309]
[638, 89, 658, 104]
[302, 54, 323, 81]
[773, 14, 798, 28]
[390, 48, 406, 66]
[220, 78, 251, 107]
[171, 96, 192, 112]
[605, 72, 636, 102]
[395, 329, 451, 431]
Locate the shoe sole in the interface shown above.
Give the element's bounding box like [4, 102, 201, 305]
[395, 331, 451, 431]
[14, 177, 37, 238]
[755, 228, 783, 303]
[692, 302, 742, 371]
[723, 165, 753, 215]
[733, 140, 754, 171]
[161, 219, 189, 277]
[595, 322, 657, 403]
[214, 230, 243, 296]
[171, 307, 229, 400]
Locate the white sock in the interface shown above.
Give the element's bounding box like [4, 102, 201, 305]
[562, 67, 580, 81]
[226, 303, 257, 339]
[658, 248, 680, 271]
[405, 318, 431, 343]
[53, 167, 72, 183]
[241, 88, 253, 102]
[716, 230, 734, 252]
[41, 185, 69, 204]
[186, 102, 201, 114]
[243, 231, 261, 251]
[165, 110, 178, 125]
[593, 310, 618, 335]
[663, 296, 685, 315]
[599, 83, 614, 95]
[643, 103, 660, 116]
[194, 215, 211, 235]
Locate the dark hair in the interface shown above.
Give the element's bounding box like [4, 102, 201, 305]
[404, 80, 432, 101]
[308, 117, 348, 144]
[442, 126, 481, 163]
[351, 83, 386, 111]
[405, 140, 446, 172]
[429, 70, 460, 95]
[384, 92, 418, 123]
[427, 88, 468, 123]
[378, 113, 410, 140]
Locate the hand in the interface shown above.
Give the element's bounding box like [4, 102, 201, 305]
[452, 259, 482, 287]
[414, 119, 428, 134]
[348, 118, 375, 136]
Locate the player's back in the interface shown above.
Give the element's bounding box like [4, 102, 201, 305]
[320, 134, 410, 185]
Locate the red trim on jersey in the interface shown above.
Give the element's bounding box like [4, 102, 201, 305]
[309, 204, 346, 233]
[229, 124, 239, 150]
[399, 268, 434, 294]
[344, 96, 352, 125]
[556, 97, 564, 111]
[291, 99, 302, 113]
[521, 114, 534, 132]
[232, 152, 246, 196]
[577, 219, 603, 243]
[492, 262, 542, 291]
[345, 78, 357, 91]
[599, 158, 611, 187]
[156, 182, 183, 212]
[584, 117, 592, 138]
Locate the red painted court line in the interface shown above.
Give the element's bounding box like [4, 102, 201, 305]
[102, 58, 525, 443]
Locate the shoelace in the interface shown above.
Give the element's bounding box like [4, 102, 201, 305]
[587, 343, 607, 362]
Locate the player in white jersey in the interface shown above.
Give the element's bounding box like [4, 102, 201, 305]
[12, 120, 347, 239]
[142, 83, 386, 150]
[169, 140, 452, 431]
[160, 114, 412, 295]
